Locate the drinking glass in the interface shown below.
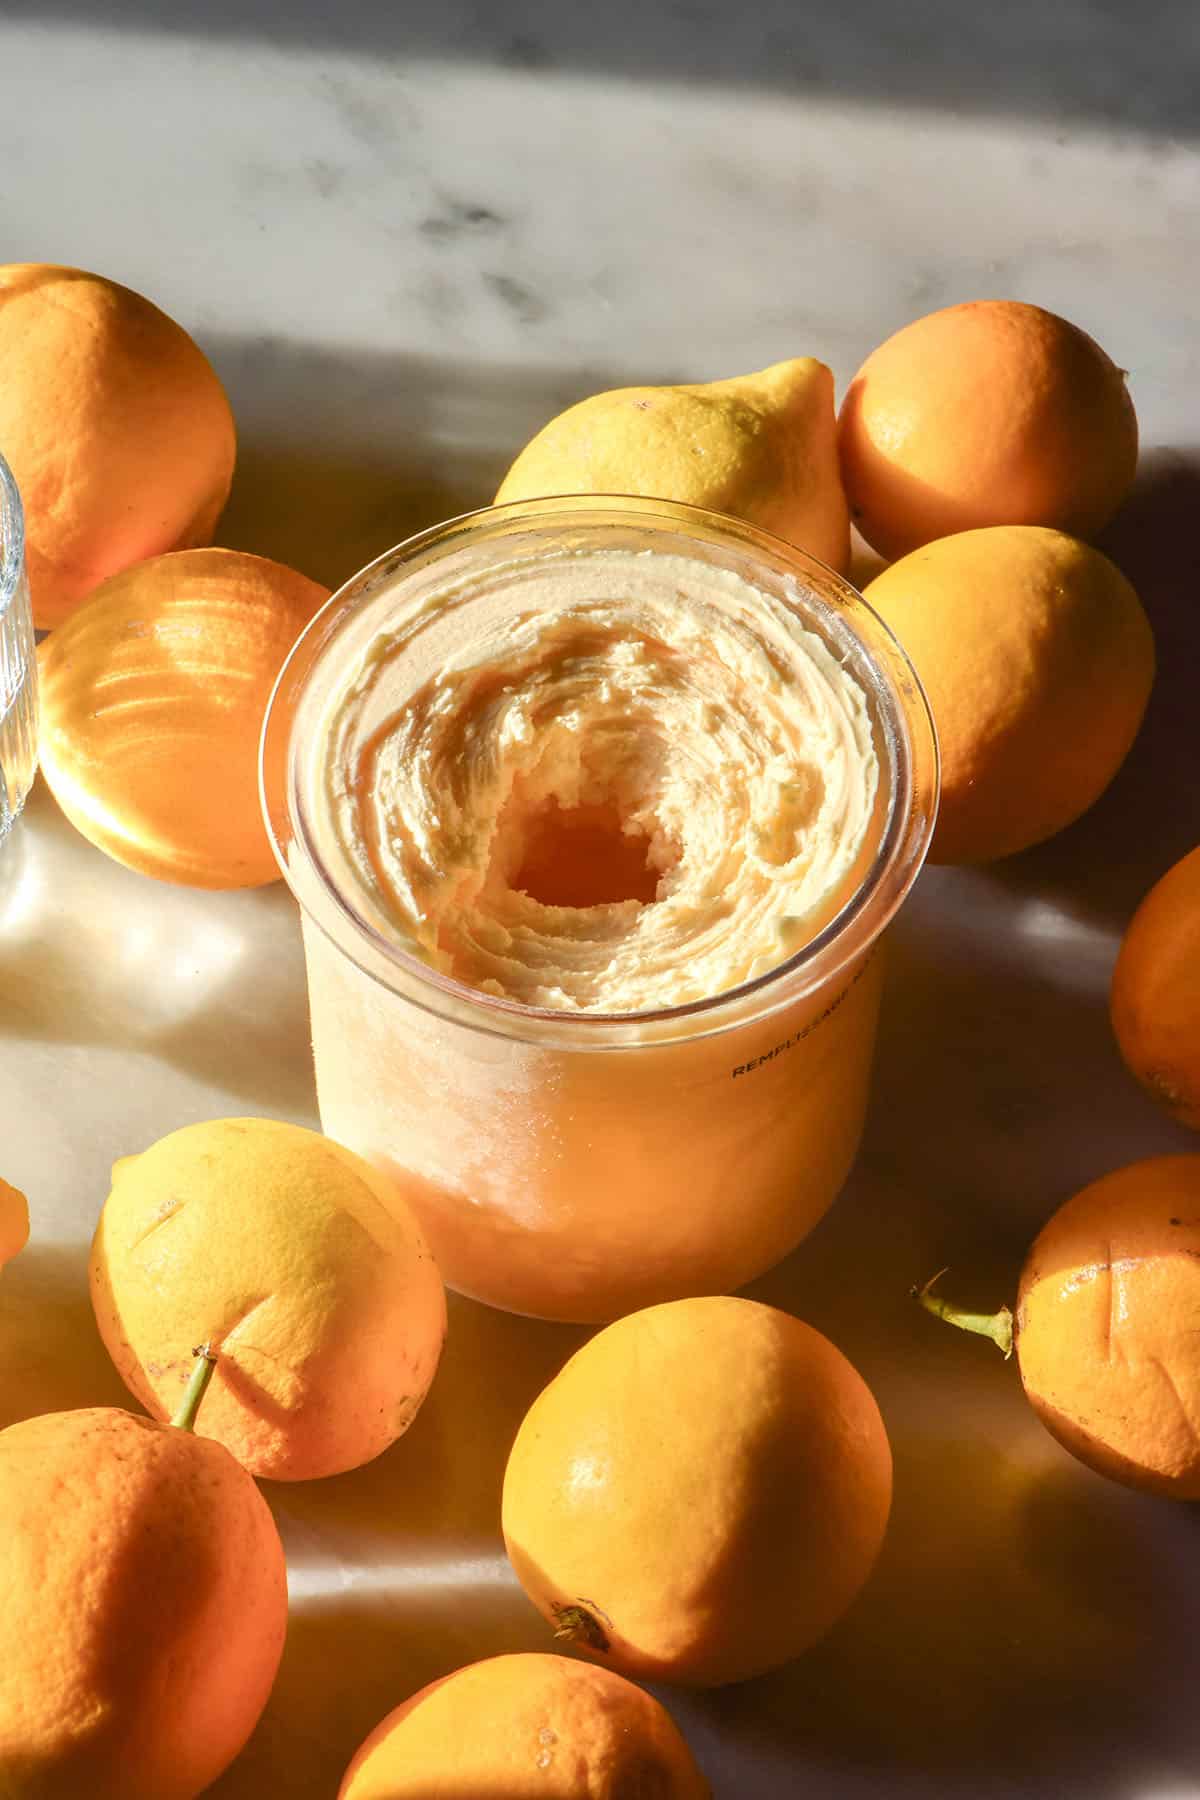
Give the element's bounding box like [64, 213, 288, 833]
[0, 453, 37, 846]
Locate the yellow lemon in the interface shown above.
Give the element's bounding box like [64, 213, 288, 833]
[496, 359, 850, 572]
[89, 1118, 447, 1481]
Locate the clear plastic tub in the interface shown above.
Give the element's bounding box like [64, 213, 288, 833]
[263, 499, 937, 1322]
[0, 453, 37, 847]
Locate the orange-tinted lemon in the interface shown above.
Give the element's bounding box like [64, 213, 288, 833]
[839, 300, 1138, 560]
[338, 1655, 711, 1798]
[502, 1296, 892, 1687]
[864, 527, 1154, 863]
[1016, 1155, 1200, 1497]
[0, 1391, 287, 1797]
[38, 547, 329, 887]
[0, 263, 236, 628]
[1111, 847, 1200, 1128]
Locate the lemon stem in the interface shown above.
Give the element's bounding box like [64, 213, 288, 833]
[551, 1603, 611, 1654]
[171, 1343, 218, 1432]
[913, 1270, 1014, 1359]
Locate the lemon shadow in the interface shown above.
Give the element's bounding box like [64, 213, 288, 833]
[1, 1385, 285, 1799]
[745, 893, 1183, 1360]
[208, 335, 664, 593]
[260, 1289, 589, 1548]
[216, 438, 495, 596]
[206, 1585, 542, 1799]
[878, 861, 1190, 1201]
[694, 1437, 1188, 1791]
[0, 1241, 129, 1427]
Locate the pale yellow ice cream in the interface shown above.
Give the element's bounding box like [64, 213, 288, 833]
[316, 546, 879, 1013]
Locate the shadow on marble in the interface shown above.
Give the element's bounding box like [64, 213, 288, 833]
[210, 333, 672, 591]
[874, 883, 1190, 1194]
[261, 1289, 587, 1554]
[0, 783, 318, 1121]
[0, 1243, 130, 1428]
[207, 1581, 538, 1800]
[745, 887, 1188, 1348]
[219, 436, 492, 597]
[13, 0, 1200, 140]
[691, 1439, 1195, 1795]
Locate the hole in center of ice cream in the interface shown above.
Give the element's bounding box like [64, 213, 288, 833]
[510, 797, 662, 908]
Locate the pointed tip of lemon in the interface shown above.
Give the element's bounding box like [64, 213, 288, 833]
[711, 355, 831, 399]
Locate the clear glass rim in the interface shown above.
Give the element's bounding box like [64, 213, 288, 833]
[0, 451, 24, 621]
[262, 496, 939, 1049]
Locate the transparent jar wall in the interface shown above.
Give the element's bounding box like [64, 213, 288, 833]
[0, 454, 37, 844]
[303, 913, 884, 1323]
[265, 498, 937, 1324]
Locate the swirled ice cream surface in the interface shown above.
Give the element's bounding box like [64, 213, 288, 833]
[316, 548, 879, 1012]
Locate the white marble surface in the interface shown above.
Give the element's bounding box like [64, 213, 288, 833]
[2, 4, 1200, 1795]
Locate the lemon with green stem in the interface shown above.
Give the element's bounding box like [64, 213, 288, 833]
[916, 1154, 1200, 1497]
[90, 1115, 447, 1481]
